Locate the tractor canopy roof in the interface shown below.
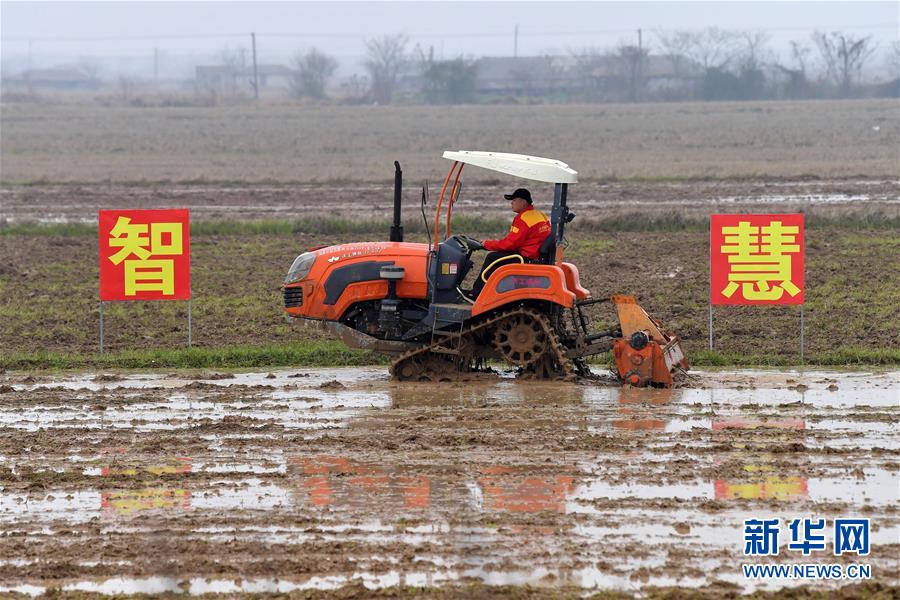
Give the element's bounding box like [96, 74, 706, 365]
[442, 150, 578, 184]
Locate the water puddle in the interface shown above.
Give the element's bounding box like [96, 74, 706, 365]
[1, 480, 292, 523]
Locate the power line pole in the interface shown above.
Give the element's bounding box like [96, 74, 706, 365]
[251, 32, 259, 101]
[26, 39, 33, 91]
[514, 24, 518, 58]
[637, 28, 643, 103]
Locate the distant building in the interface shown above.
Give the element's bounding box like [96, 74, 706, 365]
[195, 64, 295, 93]
[256, 65, 294, 89]
[475, 56, 578, 96]
[3, 67, 101, 90]
[474, 54, 702, 100]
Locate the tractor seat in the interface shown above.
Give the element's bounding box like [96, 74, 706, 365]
[538, 235, 556, 265]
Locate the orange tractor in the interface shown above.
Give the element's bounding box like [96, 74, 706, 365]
[282, 151, 688, 385]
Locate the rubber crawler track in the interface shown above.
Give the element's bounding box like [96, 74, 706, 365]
[390, 306, 577, 382]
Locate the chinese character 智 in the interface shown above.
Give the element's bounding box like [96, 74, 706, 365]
[107, 217, 184, 296]
[99, 210, 191, 302]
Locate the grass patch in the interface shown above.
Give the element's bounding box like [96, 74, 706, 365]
[1, 341, 387, 371]
[690, 348, 900, 367]
[2, 227, 896, 366]
[5, 344, 897, 372]
[0, 220, 96, 236]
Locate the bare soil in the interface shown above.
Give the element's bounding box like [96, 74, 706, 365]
[2, 100, 898, 182]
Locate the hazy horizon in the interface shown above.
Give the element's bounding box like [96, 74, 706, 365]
[2, 1, 898, 79]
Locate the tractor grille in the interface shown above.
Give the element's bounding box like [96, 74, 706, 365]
[283, 286, 303, 308]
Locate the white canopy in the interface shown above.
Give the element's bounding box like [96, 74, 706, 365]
[442, 150, 578, 184]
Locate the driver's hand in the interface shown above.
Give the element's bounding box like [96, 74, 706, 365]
[461, 236, 483, 251]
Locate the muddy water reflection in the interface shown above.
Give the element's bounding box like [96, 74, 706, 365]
[292, 456, 432, 510]
[1, 367, 897, 594]
[711, 417, 809, 502]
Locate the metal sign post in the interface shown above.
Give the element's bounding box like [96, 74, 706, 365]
[800, 306, 805, 365]
[710, 213, 805, 361]
[708, 218, 713, 351]
[98, 209, 192, 353]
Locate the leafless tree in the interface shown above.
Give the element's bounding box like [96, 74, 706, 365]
[812, 31, 877, 95]
[685, 27, 738, 70]
[656, 30, 695, 78]
[887, 40, 900, 80]
[789, 40, 812, 74]
[612, 43, 649, 102]
[736, 31, 771, 71]
[218, 46, 248, 95]
[340, 74, 369, 103]
[569, 47, 607, 102]
[363, 34, 409, 104]
[414, 45, 479, 104]
[290, 47, 338, 99]
[774, 40, 813, 99]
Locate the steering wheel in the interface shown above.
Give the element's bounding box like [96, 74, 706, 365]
[452, 235, 484, 252]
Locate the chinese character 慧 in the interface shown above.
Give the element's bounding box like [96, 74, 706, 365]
[721, 220, 801, 301]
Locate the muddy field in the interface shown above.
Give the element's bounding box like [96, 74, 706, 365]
[0, 367, 897, 597]
[2, 179, 898, 362]
[2, 179, 899, 224]
[1, 96, 898, 597]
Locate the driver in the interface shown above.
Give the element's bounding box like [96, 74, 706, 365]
[468, 188, 551, 298]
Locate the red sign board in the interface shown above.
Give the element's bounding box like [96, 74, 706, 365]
[710, 214, 804, 305]
[99, 209, 190, 301]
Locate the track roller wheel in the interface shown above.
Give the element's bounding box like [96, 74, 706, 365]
[493, 313, 549, 367]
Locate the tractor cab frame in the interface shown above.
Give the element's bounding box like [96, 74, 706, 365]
[401, 151, 586, 339]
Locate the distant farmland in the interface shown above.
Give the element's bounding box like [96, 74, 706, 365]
[1, 99, 897, 183]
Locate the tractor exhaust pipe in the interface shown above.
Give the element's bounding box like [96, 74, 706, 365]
[390, 161, 403, 242]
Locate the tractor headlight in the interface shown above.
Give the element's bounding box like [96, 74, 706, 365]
[284, 252, 316, 284]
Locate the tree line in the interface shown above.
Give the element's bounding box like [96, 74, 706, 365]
[282, 28, 898, 104]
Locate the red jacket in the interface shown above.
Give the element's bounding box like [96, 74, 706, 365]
[483, 206, 551, 260]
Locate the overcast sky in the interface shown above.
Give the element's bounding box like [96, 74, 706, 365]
[2, 1, 897, 73]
